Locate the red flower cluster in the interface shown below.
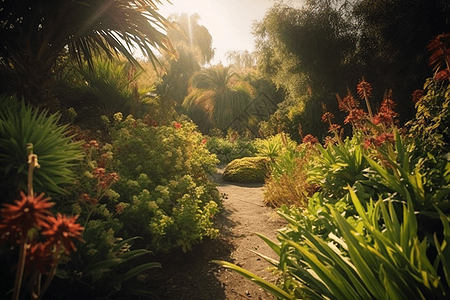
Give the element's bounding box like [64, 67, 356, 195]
[344, 108, 367, 125]
[42, 213, 84, 254]
[372, 96, 398, 126]
[337, 91, 359, 112]
[93, 168, 119, 189]
[174, 122, 182, 129]
[357, 78, 372, 99]
[364, 133, 395, 148]
[0, 192, 83, 255]
[435, 69, 450, 81]
[0, 192, 53, 243]
[321, 111, 335, 124]
[25, 240, 54, 275]
[302, 134, 318, 145]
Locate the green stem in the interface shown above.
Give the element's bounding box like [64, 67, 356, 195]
[38, 252, 60, 300]
[364, 93, 374, 120]
[13, 237, 27, 300]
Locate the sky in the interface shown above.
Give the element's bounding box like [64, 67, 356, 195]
[149, 0, 305, 65]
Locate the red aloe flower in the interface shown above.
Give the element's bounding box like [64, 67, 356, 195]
[93, 168, 106, 178]
[328, 123, 341, 133]
[373, 97, 398, 126]
[337, 90, 359, 112]
[42, 213, 84, 254]
[0, 192, 54, 243]
[373, 133, 395, 147]
[302, 134, 318, 144]
[344, 108, 367, 125]
[321, 111, 334, 123]
[24, 240, 54, 276]
[357, 78, 372, 100]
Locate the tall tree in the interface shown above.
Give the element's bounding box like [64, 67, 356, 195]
[168, 13, 215, 65]
[352, 0, 450, 120]
[183, 65, 255, 133]
[226, 50, 256, 69]
[253, 2, 357, 138]
[155, 13, 215, 111]
[0, 0, 176, 107]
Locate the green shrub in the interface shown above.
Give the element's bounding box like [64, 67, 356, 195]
[45, 139, 159, 300]
[0, 95, 82, 201]
[206, 136, 258, 164]
[222, 157, 270, 183]
[108, 115, 221, 252]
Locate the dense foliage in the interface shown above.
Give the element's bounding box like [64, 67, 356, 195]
[107, 115, 221, 252]
[0, 0, 176, 107]
[253, 0, 450, 140]
[215, 48, 450, 298]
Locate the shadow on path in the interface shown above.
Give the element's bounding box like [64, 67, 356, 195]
[145, 166, 285, 299]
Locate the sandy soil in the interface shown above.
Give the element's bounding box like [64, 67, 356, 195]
[146, 166, 287, 299]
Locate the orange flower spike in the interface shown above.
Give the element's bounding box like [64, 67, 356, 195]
[357, 78, 374, 119]
[321, 112, 334, 124]
[42, 213, 84, 254]
[0, 192, 54, 243]
[302, 134, 318, 145]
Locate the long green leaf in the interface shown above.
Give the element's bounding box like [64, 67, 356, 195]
[211, 260, 293, 299]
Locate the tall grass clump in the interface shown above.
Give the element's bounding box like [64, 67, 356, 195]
[259, 133, 317, 207]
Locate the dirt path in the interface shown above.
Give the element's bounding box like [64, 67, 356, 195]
[147, 166, 287, 299]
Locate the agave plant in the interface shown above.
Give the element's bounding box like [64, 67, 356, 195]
[0, 96, 83, 201]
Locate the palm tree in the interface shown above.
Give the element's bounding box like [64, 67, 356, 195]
[183, 65, 255, 133]
[0, 0, 176, 107]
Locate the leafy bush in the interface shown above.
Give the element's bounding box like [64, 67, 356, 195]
[107, 115, 221, 252]
[45, 139, 160, 300]
[206, 135, 258, 164]
[222, 157, 270, 183]
[0, 95, 83, 201]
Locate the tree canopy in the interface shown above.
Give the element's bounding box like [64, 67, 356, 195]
[0, 0, 176, 106]
[183, 65, 256, 134]
[253, 0, 450, 139]
[167, 13, 215, 65]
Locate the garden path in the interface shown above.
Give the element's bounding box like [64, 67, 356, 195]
[146, 166, 287, 299]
